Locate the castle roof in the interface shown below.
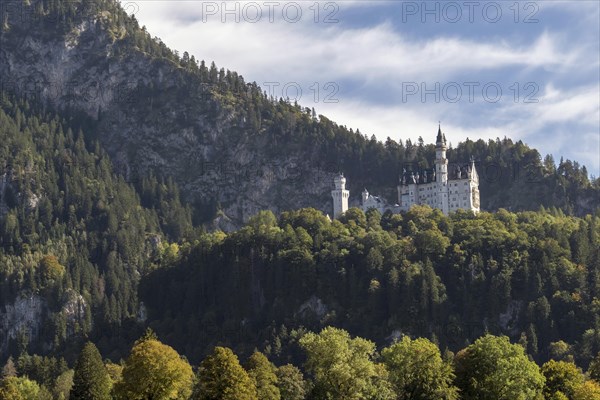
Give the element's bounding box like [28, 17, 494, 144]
[436, 124, 447, 147]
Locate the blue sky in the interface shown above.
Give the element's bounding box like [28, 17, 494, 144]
[128, 1, 600, 176]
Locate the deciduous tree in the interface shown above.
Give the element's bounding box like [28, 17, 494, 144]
[114, 336, 194, 400]
[454, 335, 545, 400]
[193, 346, 257, 400]
[246, 351, 280, 400]
[541, 360, 584, 399]
[276, 364, 307, 400]
[382, 336, 458, 400]
[299, 326, 393, 400]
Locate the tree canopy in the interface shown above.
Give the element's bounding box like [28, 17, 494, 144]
[381, 336, 458, 400]
[114, 337, 194, 400]
[192, 346, 257, 400]
[454, 335, 545, 400]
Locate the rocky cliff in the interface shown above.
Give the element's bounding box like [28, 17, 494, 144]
[0, 0, 341, 229]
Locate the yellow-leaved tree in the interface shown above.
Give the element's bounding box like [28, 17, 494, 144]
[114, 330, 194, 400]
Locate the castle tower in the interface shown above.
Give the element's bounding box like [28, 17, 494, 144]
[435, 124, 448, 184]
[332, 173, 349, 218]
[469, 158, 480, 213]
[435, 124, 449, 214]
[362, 188, 369, 204]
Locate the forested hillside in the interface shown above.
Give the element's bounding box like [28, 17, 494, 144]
[0, 94, 194, 359]
[140, 206, 600, 367]
[1, 0, 597, 227]
[0, 0, 599, 398]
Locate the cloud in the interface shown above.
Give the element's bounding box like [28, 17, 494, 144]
[130, 0, 600, 174]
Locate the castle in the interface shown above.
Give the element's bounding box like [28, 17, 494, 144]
[331, 125, 480, 217]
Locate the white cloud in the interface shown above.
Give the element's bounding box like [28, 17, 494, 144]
[130, 1, 600, 173]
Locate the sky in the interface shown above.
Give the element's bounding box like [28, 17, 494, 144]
[125, 0, 600, 176]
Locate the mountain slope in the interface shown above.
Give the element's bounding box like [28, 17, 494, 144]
[0, 94, 192, 359]
[1, 0, 597, 229]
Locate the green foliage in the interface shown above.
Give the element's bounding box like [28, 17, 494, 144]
[454, 335, 546, 400]
[381, 336, 458, 400]
[299, 326, 393, 400]
[0, 3, 597, 399]
[0, 94, 194, 358]
[0, 0, 597, 377]
[140, 204, 600, 368]
[52, 369, 73, 400]
[38, 255, 65, 286]
[0, 377, 23, 400]
[15, 354, 67, 391]
[542, 360, 585, 399]
[572, 380, 600, 400]
[0, 376, 52, 400]
[114, 337, 194, 400]
[275, 364, 307, 400]
[588, 352, 600, 383]
[104, 362, 123, 388]
[70, 342, 111, 400]
[245, 351, 280, 400]
[193, 346, 258, 400]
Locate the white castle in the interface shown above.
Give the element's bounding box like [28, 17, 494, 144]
[331, 173, 350, 218]
[332, 125, 480, 217]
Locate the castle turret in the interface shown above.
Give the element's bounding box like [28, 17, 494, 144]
[435, 124, 449, 214]
[362, 188, 369, 204]
[435, 124, 448, 185]
[469, 158, 479, 184]
[331, 173, 349, 218]
[469, 158, 480, 213]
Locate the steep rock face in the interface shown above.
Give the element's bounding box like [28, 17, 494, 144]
[0, 295, 46, 353]
[0, 292, 90, 353]
[0, 4, 338, 229]
[61, 289, 89, 337]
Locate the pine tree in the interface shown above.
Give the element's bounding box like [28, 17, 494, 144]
[70, 342, 111, 400]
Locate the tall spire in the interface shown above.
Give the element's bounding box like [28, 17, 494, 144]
[436, 123, 446, 146]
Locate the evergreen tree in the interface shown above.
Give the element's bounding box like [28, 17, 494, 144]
[70, 342, 111, 400]
[1, 357, 16, 378]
